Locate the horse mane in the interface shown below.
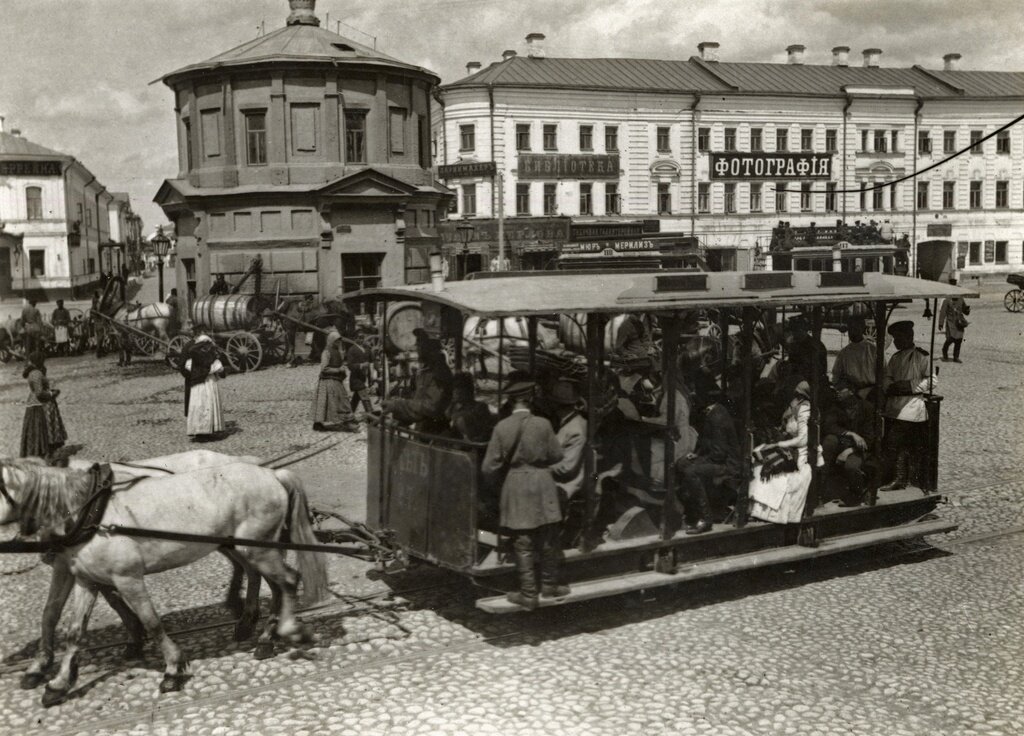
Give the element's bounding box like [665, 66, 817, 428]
[5, 459, 94, 532]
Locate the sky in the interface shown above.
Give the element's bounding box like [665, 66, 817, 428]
[2, 0, 1022, 233]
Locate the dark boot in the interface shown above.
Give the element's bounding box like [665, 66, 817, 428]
[838, 468, 866, 507]
[509, 532, 538, 609]
[879, 453, 907, 492]
[685, 486, 714, 535]
[537, 524, 568, 598]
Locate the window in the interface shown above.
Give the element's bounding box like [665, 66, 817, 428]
[943, 130, 956, 154]
[996, 241, 1008, 264]
[76, 202, 82, 224]
[389, 107, 406, 154]
[997, 131, 1010, 154]
[244, 111, 267, 165]
[698, 127, 710, 152]
[579, 125, 594, 151]
[918, 131, 932, 154]
[201, 109, 221, 157]
[890, 131, 899, 153]
[462, 183, 477, 215]
[345, 111, 367, 163]
[698, 183, 710, 213]
[776, 129, 788, 152]
[775, 183, 787, 212]
[543, 183, 557, 215]
[459, 124, 475, 152]
[801, 129, 812, 152]
[656, 126, 670, 153]
[874, 130, 887, 153]
[970, 181, 982, 209]
[657, 182, 671, 214]
[859, 183, 867, 211]
[29, 249, 45, 277]
[750, 183, 762, 212]
[970, 130, 982, 154]
[341, 253, 384, 295]
[724, 127, 737, 151]
[825, 129, 837, 153]
[943, 181, 955, 210]
[579, 183, 593, 215]
[751, 128, 763, 152]
[861, 130, 869, 152]
[996, 180, 1009, 208]
[516, 123, 531, 152]
[516, 183, 530, 215]
[183, 119, 193, 170]
[25, 186, 43, 220]
[605, 125, 619, 152]
[969, 241, 981, 264]
[800, 182, 812, 211]
[872, 186, 884, 211]
[605, 183, 619, 214]
[543, 124, 557, 151]
[917, 181, 929, 209]
[724, 183, 736, 214]
[825, 182, 837, 212]
[890, 184, 897, 210]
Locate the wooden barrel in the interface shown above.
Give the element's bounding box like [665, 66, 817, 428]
[385, 301, 423, 354]
[191, 295, 258, 332]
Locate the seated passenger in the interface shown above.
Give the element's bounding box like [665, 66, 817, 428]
[748, 381, 824, 524]
[481, 378, 568, 610]
[448, 372, 496, 443]
[615, 312, 654, 362]
[674, 386, 742, 535]
[832, 315, 878, 439]
[382, 328, 453, 433]
[821, 408, 869, 507]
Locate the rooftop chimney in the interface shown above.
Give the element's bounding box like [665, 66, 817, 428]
[786, 44, 806, 65]
[526, 33, 546, 58]
[831, 46, 850, 67]
[502, 49, 517, 61]
[286, 0, 320, 27]
[862, 48, 882, 68]
[698, 41, 720, 62]
[466, 60, 482, 75]
[943, 53, 962, 71]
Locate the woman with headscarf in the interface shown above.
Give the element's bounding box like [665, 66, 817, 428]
[180, 334, 225, 440]
[312, 328, 359, 432]
[20, 351, 67, 459]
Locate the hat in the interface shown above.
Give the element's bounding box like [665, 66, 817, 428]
[548, 379, 579, 406]
[504, 379, 536, 398]
[794, 380, 811, 399]
[785, 315, 810, 333]
[887, 320, 914, 336]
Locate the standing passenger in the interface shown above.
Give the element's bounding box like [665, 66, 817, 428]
[180, 334, 225, 440]
[481, 379, 568, 609]
[547, 380, 587, 502]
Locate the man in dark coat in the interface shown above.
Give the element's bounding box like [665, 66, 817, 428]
[209, 273, 230, 295]
[382, 329, 453, 433]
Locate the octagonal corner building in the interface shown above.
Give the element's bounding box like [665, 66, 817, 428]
[154, 0, 452, 302]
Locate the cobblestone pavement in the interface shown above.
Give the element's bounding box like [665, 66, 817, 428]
[0, 285, 1021, 735]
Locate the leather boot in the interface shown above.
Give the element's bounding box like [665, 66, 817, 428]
[538, 525, 569, 598]
[838, 467, 866, 507]
[879, 453, 907, 492]
[507, 532, 538, 609]
[685, 486, 714, 535]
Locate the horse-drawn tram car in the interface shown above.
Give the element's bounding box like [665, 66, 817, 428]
[345, 269, 975, 613]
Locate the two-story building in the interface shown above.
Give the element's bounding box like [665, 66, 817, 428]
[435, 37, 1024, 277]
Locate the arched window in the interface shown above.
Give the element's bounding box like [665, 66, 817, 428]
[26, 186, 43, 220]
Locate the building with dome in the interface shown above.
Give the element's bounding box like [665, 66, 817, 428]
[154, 0, 451, 305]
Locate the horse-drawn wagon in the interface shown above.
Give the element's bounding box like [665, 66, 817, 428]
[167, 294, 289, 372]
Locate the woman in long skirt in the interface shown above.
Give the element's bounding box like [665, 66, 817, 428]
[181, 334, 225, 440]
[312, 329, 359, 432]
[20, 351, 67, 459]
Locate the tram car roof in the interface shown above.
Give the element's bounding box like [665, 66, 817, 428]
[346, 270, 977, 318]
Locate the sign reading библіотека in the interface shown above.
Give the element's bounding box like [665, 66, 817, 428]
[710, 153, 833, 180]
[518, 154, 620, 180]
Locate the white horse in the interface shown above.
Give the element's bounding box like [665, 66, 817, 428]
[16, 451, 266, 690]
[0, 458, 329, 706]
[112, 302, 176, 341]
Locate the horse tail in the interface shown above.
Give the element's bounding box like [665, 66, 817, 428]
[274, 468, 329, 607]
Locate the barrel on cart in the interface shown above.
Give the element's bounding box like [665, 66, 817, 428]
[166, 295, 288, 372]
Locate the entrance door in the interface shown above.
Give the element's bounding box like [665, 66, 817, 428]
[916, 240, 954, 281]
[0, 248, 11, 298]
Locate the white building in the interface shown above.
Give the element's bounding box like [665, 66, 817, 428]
[434, 38, 1024, 276]
[0, 121, 139, 300]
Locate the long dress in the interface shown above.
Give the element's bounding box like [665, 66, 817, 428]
[185, 356, 225, 437]
[311, 337, 354, 425]
[749, 399, 822, 524]
[20, 367, 67, 458]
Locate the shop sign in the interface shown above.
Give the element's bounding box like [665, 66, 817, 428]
[570, 221, 659, 240]
[709, 153, 833, 180]
[437, 217, 569, 246]
[518, 154, 620, 180]
[563, 235, 697, 254]
[926, 223, 953, 237]
[0, 160, 63, 176]
[436, 161, 497, 179]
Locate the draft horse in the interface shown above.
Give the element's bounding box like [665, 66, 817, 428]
[0, 458, 329, 706]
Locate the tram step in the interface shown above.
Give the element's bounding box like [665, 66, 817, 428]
[475, 517, 956, 613]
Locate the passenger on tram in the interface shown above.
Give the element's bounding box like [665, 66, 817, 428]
[878, 320, 936, 492]
[748, 381, 824, 524]
[831, 315, 877, 438]
[614, 312, 655, 362]
[448, 372, 496, 443]
[480, 378, 569, 609]
[673, 380, 742, 535]
[382, 328, 453, 434]
[547, 379, 587, 502]
[820, 407, 870, 507]
[778, 316, 828, 400]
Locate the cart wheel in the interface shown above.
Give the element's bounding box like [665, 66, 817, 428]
[0, 346, 11, 363]
[132, 333, 161, 357]
[166, 335, 190, 370]
[226, 332, 263, 372]
[261, 321, 289, 364]
[1004, 289, 1024, 313]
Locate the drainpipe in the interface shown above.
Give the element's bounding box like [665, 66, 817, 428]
[82, 169, 97, 294]
[842, 94, 852, 224]
[912, 97, 924, 277]
[488, 84, 496, 219]
[690, 93, 702, 245]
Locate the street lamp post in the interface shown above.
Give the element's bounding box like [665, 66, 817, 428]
[456, 221, 474, 280]
[151, 226, 171, 301]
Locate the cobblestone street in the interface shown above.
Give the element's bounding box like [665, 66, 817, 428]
[0, 281, 1022, 736]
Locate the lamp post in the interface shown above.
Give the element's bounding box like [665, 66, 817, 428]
[456, 221, 474, 280]
[151, 226, 171, 301]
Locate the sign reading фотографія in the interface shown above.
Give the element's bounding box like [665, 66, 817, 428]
[709, 153, 833, 180]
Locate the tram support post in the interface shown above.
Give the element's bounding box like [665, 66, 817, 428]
[581, 314, 604, 552]
[806, 306, 824, 516]
[658, 315, 682, 552]
[736, 307, 757, 528]
[527, 316, 537, 375]
[717, 309, 730, 392]
[868, 301, 889, 507]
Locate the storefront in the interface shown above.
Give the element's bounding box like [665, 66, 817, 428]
[438, 217, 570, 277]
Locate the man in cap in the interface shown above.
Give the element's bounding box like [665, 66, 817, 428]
[831, 314, 877, 439]
[547, 379, 587, 502]
[781, 315, 828, 389]
[448, 371, 496, 442]
[382, 328, 453, 433]
[938, 275, 970, 363]
[879, 320, 936, 492]
[481, 377, 568, 609]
